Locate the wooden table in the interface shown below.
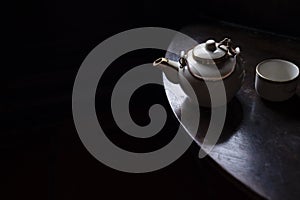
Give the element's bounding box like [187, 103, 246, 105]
[163, 22, 300, 200]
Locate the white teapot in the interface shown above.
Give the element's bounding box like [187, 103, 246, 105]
[153, 38, 245, 107]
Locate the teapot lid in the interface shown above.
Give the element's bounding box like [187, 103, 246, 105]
[181, 38, 240, 80]
[192, 39, 228, 63]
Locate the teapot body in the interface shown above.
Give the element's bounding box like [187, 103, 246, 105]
[178, 56, 245, 107]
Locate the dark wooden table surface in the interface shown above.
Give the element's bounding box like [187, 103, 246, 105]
[164, 23, 300, 200]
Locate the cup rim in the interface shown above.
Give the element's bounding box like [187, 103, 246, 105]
[256, 59, 299, 83]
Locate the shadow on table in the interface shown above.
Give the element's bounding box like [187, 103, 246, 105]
[260, 94, 300, 120]
[181, 97, 244, 145]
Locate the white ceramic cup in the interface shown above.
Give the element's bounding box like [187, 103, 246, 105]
[255, 59, 299, 101]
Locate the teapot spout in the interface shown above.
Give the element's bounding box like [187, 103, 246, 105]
[153, 57, 180, 71]
[153, 57, 180, 84]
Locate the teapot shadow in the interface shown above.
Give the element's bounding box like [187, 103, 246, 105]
[181, 97, 243, 145]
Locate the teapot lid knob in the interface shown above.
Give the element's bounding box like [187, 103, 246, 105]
[192, 39, 226, 62]
[205, 39, 217, 52]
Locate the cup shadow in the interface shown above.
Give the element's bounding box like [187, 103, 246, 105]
[260, 94, 300, 120]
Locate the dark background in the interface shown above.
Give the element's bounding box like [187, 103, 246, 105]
[3, 0, 300, 199]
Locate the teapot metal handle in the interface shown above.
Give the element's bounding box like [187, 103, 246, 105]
[218, 38, 238, 57]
